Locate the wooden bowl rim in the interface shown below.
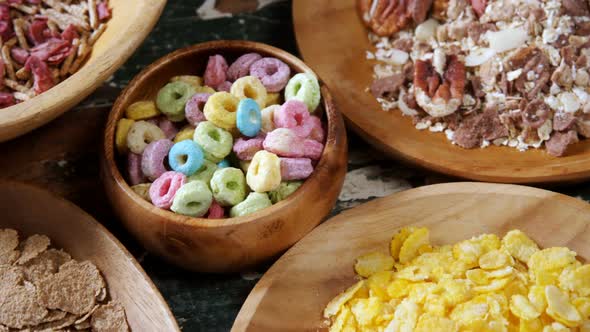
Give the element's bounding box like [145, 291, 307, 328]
[0, 179, 180, 332]
[103, 40, 345, 228]
[0, 0, 167, 141]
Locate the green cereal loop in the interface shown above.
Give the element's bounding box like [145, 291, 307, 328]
[193, 121, 233, 162]
[284, 73, 321, 113]
[210, 167, 247, 207]
[239, 160, 251, 173]
[156, 81, 197, 122]
[268, 181, 302, 204]
[170, 181, 212, 217]
[187, 160, 218, 185]
[131, 183, 152, 202]
[230, 192, 272, 218]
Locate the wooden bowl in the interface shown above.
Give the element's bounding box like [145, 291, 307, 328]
[233, 182, 590, 331]
[293, 0, 590, 184]
[0, 0, 166, 142]
[0, 180, 179, 332]
[100, 40, 348, 273]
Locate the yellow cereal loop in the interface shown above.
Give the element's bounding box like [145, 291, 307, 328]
[246, 150, 281, 193]
[203, 92, 239, 130]
[125, 100, 160, 120]
[174, 126, 195, 143]
[230, 75, 268, 109]
[115, 118, 134, 154]
[171, 75, 203, 88]
[264, 91, 282, 107]
[196, 85, 216, 94]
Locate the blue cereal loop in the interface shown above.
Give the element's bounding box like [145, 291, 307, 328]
[236, 98, 262, 137]
[217, 159, 230, 168]
[168, 140, 204, 176]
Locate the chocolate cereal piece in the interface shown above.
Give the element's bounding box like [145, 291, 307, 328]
[0, 281, 48, 328]
[0, 228, 20, 265]
[37, 260, 105, 315]
[91, 302, 130, 332]
[16, 234, 51, 265]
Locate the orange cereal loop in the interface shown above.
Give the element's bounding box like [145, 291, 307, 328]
[265, 92, 282, 107]
[174, 126, 196, 143]
[125, 101, 160, 120]
[230, 76, 268, 109]
[115, 118, 135, 154]
[171, 75, 203, 88]
[203, 92, 239, 130]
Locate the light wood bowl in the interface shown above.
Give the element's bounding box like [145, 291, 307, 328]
[293, 0, 590, 184]
[100, 40, 348, 273]
[0, 180, 179, 332]
[0, 0, 166, 142]
[233, 182, 590, 331]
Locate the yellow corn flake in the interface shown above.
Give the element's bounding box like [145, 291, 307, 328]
[439, 278, 472, 306]
[535, 269, 561, 287]
[529, 285, 548, 313]
[384, 299, 419, 332]
[520, 318, 543, 332]
[502, 230, 540, 264]
[354, 252, 394, 278]
[350, 297, 383, 326]
[408, 282, 437, 304]
[329, 304, 351, 332]
[581, 321, 590, 332]
[545, 285, 582, 327]
[511, 295, 541, 320]
[324, 280, 366, 318]
[480, 250, 512, 270]
[467, 269, 490, 285]
[399, 227, 430, 264]
[528, 248, 577, 275]
[368, 271, 392, 300]
[490, 266, 516, 279]
[573, 297, 590, 320]
[473, 277, 513, 293]
[504, 280, 529, 300]
[415, 314, 458, 332]
[571, 265, 590, 296]
[542, 322, 571, 332]
[423, 293, 447, 316]
[450, 297, 489, 327]
[390, 227, 415, 261]
[395, 265, 430, 282]
[125, 100, 160, 120]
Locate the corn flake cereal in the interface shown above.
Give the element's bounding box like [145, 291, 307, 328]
[324, 228, 590, 331]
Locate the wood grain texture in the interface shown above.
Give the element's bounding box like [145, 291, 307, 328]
[293, 0, 590, 184]
[232, 182, 590, 331]
[0, 181, 179, 332]
[101, 40, 348, 273]
[0, 0, 166, 142]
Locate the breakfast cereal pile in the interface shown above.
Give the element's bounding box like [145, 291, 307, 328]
[325, 227, 590, 331]
[116, 53, 325, 218]
[0, 228, 129, 331]
[0, 0, 111, 108]
[360, 0, 590, 156]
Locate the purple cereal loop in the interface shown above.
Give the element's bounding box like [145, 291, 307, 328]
[158, 118, 179, 140]
[250, 57, 291, 92]
[263, 128, 304, 158]
[308, 115, 325, 142]
[227, 53, 262, 82]
[127, 153, 146, 185]
[217, 81, 232, 92]
[142, 139, 174, 181]
[185, 93, 210, 126]
[149, 171, 187, 209]
[233, 136, 264, 160]
[303, 139, 324, 160]
[204, 54, 228, 88]
[280, 158, 314, 180]
[273, 100, 313, 137]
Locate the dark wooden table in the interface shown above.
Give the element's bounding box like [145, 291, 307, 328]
[1, 1, 589, 331]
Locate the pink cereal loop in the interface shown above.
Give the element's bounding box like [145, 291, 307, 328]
[280, 158, 314, 180]
[185, 93, 210, 126]
[207, 200, 225, 219]
[273, 100, 313, 137]
[303, 139, 324, 160]
[204, 54, 228, 88]
[233, 136, 264, 161]
[127, 153, 146, 185]
[249, 57, 291, 92]
[142, 139, 174, 181]
[217, 81, 232, 92]
[227, 53, 262, 82]
[158, 118, 179, 140]
[263, 128, 304, 158]
[149, 171, 187, 209]
[308, 115, 325, 142]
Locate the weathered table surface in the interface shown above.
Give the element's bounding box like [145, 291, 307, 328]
[1, 1, 589, 331]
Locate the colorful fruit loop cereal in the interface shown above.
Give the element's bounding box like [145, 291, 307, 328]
[325, 228, 590, 331]
[116, 53, 327, 218]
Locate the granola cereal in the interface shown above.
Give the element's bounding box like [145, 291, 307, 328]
[360, 0, 590, 156]
[0, 0, 111, 109]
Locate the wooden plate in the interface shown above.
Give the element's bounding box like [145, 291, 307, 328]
[293, 0, 590, 184]
[0, 181, 179, 332]
[232, 182, 590, 331]
[0, 0, 166, 142]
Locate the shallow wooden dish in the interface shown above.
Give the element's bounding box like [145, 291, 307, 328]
[100, 40, 348, 273]
[0, 0, 166, 142]
[293, 0, 590, 184]
[233, 182, 590, 331]
[0, 181, 179, 332]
